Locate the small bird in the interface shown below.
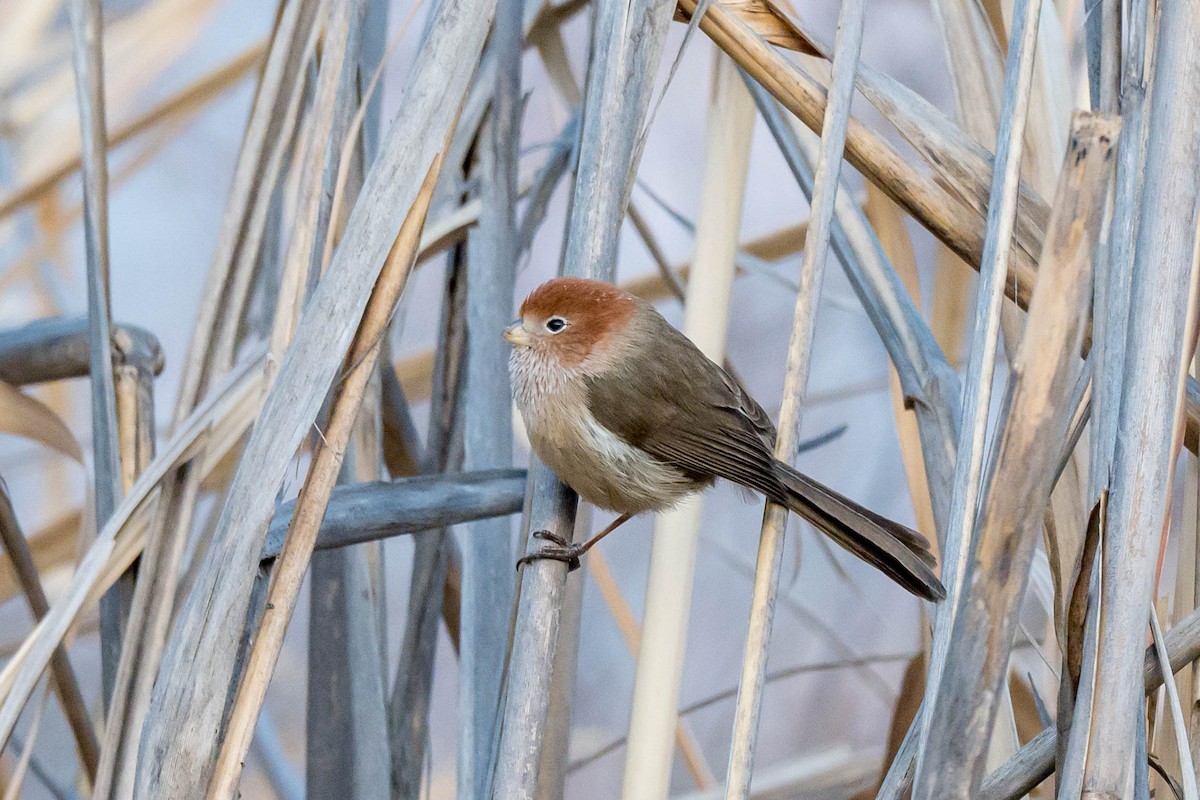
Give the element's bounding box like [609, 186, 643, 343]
[504, 277, 944, 601]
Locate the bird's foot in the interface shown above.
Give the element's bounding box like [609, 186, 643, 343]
[516, 530, 584, 572]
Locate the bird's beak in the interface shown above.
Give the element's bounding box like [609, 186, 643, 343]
[503, 320, 531, 346]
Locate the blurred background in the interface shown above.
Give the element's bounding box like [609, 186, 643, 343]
[0, 0, 1088, 796]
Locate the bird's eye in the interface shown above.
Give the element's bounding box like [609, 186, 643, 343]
[545, 317, 567, 333]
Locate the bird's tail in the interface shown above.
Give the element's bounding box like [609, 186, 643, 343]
[774, 462, 945, 601]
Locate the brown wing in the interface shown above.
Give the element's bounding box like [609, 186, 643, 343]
[715, 363, 777, 448]
[585, 312, 788, 502]
[586, 308, 944, 600]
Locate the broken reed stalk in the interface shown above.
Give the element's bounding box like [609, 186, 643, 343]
[66, 0, 125, 713]
[723, 1, 864, 795]
[1075, 6, 1200, 794]
[207, 145, 445, 800]
[912, 0, 1045, 787]
[0, 318, 162, 386]
[917, 113, 1118, 798]
[492, 2, 675, 797]
[623, 51, 753, 800]
[1058, 3, 1154, 793]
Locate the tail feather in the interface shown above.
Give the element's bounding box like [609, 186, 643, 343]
[774, 463, 945, 601]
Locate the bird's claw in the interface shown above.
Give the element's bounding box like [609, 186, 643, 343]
[516, 530, 583, 572]
[532, 529, 572, 547]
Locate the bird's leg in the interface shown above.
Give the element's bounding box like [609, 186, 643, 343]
[516, 513, 634, 572]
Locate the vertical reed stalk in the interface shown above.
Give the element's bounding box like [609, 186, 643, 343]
[723, 0, 865, 794]
[622, 51, 754, 800]
[493, 2, 675, 797]
[458, 1, 523, 792]
[1078, 7, 1200, 794]
[913, 0, 1044, 788]
[67, 0, 124, 713]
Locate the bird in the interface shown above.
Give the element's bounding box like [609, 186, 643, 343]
[504, 276, 944, 601]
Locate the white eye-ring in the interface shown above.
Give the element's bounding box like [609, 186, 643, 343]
[545, 317, 567, 333]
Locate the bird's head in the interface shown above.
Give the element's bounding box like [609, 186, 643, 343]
[504, 277, 639, 370]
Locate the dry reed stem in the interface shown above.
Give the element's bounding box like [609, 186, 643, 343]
[116, 9, 325, 736]
[495, 2, 675, 797]
[624, 51, 753, 800]
[1078, 5, 1200, 793]
[0, 486, 98, 778]
[135, 0, 495, 791]
[916, 112, 1117, 798]
[864, 187, 937, 544]
[913, 0, 1046, 786]
[207, 143, 445, 800]
[206, 7, 323, 379]
[981, 602, 1200, 799]
[269, 0, 368, 359]
[172, 0, 318, 425]
[303, 3, 391, 785]
[261, 470, 526, 559]
[91, 463, 199, 800]
[1149, 605, 1200, 799]
[589, 548, 716, 788]
[0, 513, 80, 605]
[2, 681, 51, 800]
[723, 2, 864, 794]
[457, 0, 523, 787]
[388, 244, 466, 800]
[1059, 4, 1154, 791]
[748, 80, 962, 536]
[65, 0, 127, 717]
[0, 354, 263, 755]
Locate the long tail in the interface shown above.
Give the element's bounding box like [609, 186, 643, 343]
[773, 462, 945, 601]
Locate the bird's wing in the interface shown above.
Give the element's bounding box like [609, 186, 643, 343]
[584, 316, 785, 500]
[714, 363, 776, 447]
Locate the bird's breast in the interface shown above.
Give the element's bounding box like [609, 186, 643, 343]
[509, 348, 698, 514]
